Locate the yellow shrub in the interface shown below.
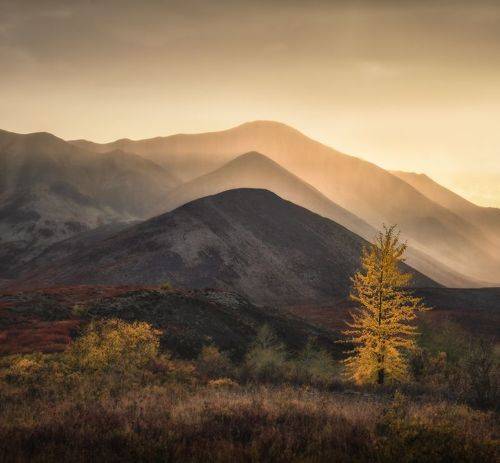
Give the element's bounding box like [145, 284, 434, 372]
[65, 319, 161, 376]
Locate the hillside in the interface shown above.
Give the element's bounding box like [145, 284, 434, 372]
[160, 151, 374, 239]
[159, 151, 477, 288]
[71, 121, 500, 285]
[12, 189, 438, 305]
[0, 129, 180, 277]
[287, 287, 500, 342]
[393, 171, 500, 247]
[0, 285, 337, 358]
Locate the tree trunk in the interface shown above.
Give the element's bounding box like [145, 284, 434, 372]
[377, 368, 385, 385]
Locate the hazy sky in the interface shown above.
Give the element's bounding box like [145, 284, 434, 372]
[1, 0, 499, 206]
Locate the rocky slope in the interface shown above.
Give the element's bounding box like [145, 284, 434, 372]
[13, 189, 438, 305]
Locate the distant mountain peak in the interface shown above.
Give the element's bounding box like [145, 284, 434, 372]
[226, 151, 280, 166]
[392, 170, 432, 181]
[235, 120, 303, 134]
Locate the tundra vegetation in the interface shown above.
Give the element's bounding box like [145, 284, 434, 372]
[0, 319, 497, 462]
[0, 230, 498, 462]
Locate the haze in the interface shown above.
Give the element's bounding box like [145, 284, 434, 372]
[1, 0, 499, 206]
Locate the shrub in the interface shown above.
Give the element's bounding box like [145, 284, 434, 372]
[71, 303, 89, 317]
[290, 339, 337, 387]
[410, 348, 450, 391]
[377, 392, 498, 462]
[411, 333, 499, 409]
[64, 319, 161, 381]
[459, 338, 498, 408]
[150, 353, 198, 384]
[244, 325, 289, 383]
[419, 320, 468, 363]
[196, 345, 233, 380]
[4, 354, 45, 387]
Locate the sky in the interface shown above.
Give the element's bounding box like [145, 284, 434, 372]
[1, 0, 499, 206]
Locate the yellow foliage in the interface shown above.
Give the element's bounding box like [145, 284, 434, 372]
[343, 225, 428, 385]
[65, 319, 161, 375]
[6, 355, 44, 385]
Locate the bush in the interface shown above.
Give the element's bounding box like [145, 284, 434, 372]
[377, 392, 498, 462]
[290, 339, 337, 387]
[150, 352, 198, 384]
[71, 303, 89, 317]
[244, 325, 289, 383]
[65, 319, 160, 374]
[459, 338, 498, 408]
[411, 332, 499, 409]
[419, 320, 468, 363]
[196, 345, 234, 380]
[410, 348, 449, 391]
[4, 354, 45, 387]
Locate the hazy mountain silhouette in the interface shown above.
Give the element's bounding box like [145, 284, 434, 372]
[160, 151, 479, 287]
[13, 189, 438, 305]
[0, 129, 180, 277]
[72, 121, 500, 284]
[160, 151, 374, 237]
[393, 171, 500, 248]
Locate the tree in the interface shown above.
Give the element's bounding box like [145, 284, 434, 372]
[244, 325, 288, 383]
[343, 225, 427, 385]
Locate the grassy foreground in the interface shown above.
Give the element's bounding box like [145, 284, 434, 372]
[0, 318, 498, 462]
[1, 383, 498, 463]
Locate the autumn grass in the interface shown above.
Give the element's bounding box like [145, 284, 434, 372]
[0, 382, 498, 463]
[0, 319, 498, 462]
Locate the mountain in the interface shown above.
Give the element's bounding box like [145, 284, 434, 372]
[70, 121, 500, 285]
[159, 151, 478, 287]
[392, 171, 500, 247]
[0, 129, 180, 277]
[159, 151, 375, 239]
[12, 189, 438, 305]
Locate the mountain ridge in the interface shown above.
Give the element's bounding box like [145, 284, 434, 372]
[69, 120, 500, 284]
[0, 128, 181, 277]
[11, 188, 439, 305]
[159, 151, 480, 288]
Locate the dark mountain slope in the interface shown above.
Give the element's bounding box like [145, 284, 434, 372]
[160, 151, 374, 240]
[0, 129, 180, 276]
[70, 121, 500, 284]
[14, 189, 438, 305]
[160, 151, 477, 288]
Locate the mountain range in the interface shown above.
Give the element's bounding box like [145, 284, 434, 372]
[1, 121, 499, 296]
[11, 189, 438, 305]
[0, 128, 179, 277]
[157, 151, 476, 288]
[70, 121, 500, 285]
[392, 171, 500, 248]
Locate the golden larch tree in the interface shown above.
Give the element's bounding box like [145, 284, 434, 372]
[343, 225, 427, 385]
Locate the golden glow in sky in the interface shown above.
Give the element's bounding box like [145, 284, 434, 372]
[1, 0, 499, 206]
